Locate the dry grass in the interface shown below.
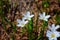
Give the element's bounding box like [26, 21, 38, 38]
[0, 0, 60, 40]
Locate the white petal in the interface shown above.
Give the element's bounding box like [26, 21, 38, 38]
[55, 25, 60, 29]
[26, 11, 30, 16]
[48, 24, 55, 31]
[52, 38, 57, 40]
[51, 24, 55, 29]
[43, 12, 45, 17]
[22, 17, 27, 20]
[39, 13, 43, 18]
[17, 24, 21, 27]
[49, 38, 52, 40]
[45, 15, 50, 19]
[49, 37, 57, 40]
[30, 15, 34, 18]
[22, 11, 30, 17]
[39, 14, 43, 20]
[17, 19, 21, 23]
[24, 21, 28, 24]
[48, 24, 60, 31]
[46, 30, 52, 37]
[52, 24, 55, 27]
[55, 31, 60, 37]
[18, 24, 25, 27]
[22, 18, 26, 21]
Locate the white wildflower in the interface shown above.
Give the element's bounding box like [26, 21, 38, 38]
[22, 11, 34, 20]
[17, 19, 28, 27]
[39, 12, 50, 21]
[46, 30, 60, 40]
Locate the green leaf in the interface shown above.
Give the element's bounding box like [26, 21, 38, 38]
[43, 21, 48, 28]
[27, 19, 34, 40]
[13, 25, 17, 32]
[28, 19, 33, 33]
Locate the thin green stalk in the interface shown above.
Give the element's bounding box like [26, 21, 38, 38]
[27, 19, 34, 40]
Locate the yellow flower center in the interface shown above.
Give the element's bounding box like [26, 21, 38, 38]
[51, 33, 55, 38]
[21, 23, 25, 26]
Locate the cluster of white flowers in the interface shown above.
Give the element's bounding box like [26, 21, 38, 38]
[16, 11, 34, 27]
[39, 12, 60, 40]
[16, 11, 60, 40]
